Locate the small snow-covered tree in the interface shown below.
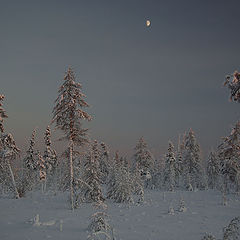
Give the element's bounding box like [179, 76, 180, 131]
[175, 134, 185, 188]
[37, 151, 46, 193]
[133, 137, 154, 188]
[133, 163, 144, 203]
[0, 95, 20, 198]
[52, 67, 92, 210]
[178, 197, 187, 212]
[182, 129, 206, 190]
[99, 142, 110, 184]
[223, 217, 240, 240]
[24, 129, 38, 171]
[207, 150, 221, 189]
[107, 152, 133, 203]
[81, 140, 104, 203]
[21, 128, 38, 192]
[218, 121, 240, 193]
[0, 133, 20, 198]
[88, 200, 112, 240]
[43, 126, 57, 176]
[201, 234, 216, 240]
[163, 141, 177, 191]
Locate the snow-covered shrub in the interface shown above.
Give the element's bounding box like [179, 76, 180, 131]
[88, 201, 112, 240]
[223, 217, 240, 240]
[201, 233, 216, 240]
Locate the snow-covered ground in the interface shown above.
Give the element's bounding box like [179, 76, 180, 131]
[0, 190, 239, 240]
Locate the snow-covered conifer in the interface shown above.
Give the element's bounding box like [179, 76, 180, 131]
[43, 126, 57, 175]
[24, 129, 38, 171]
[88, 200, 111, 240]
[178, 197, 187, 212]
[207, 151, 220, 189]
[0, 95, 20, 198]
[133, 163, 144, 203]
[133, 137, 154, 188]
[168, 205, 175, 215]
[106, 151, 119, 200]
[0, 95, 8, 134]
[99, 142, 110, 183]
[218, 121, 240, 193]
[163, 141, 177, 191]
[81, 140, 104, 203]
[175, 134, 185, 188]
[223, 217, 240, 240]
[21, 129, 39, 192]
[224, 70, 240, 102]
[52, 67, 92, 210]
[107, 152, 133, 203]
[201, 234, 216, 240]
[182, 129, 206, 190]
[37, 151, 46, 193]
[0, 133, 20, 198]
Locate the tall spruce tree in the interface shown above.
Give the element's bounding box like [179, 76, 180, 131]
[43, 126, 57, 189]
[99, 142, 110, 184]
[218, 121, 240, 193]
[133, 137, 154, 188]
[163, 141, 177, 191]
[107, 152, 133, 203]
[207, 150, 220, 189]
[22, 128, 38, 192]
[81, 140, 104, 203]
[0, 95, 20, 198]
[52, 67, 92, 210]
[182, 129, 205, 190]
[37, 151, 46, 193]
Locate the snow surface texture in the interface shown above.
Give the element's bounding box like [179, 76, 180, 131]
[0, 190, 239, 240]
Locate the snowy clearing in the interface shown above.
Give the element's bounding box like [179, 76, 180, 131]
[0, 190, 239, 240]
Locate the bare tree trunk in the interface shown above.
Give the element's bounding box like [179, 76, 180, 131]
[69, 139, 74, 210]
[7, 158, 19, 199]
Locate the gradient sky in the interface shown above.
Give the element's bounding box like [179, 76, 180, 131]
[1, 0, 240, 158]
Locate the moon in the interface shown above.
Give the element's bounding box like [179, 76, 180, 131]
[146, 20, 151, 27]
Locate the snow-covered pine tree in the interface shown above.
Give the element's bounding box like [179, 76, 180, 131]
[24, 129, 38, 171]
[163, 141, 177, 191]
[224, 70, 240, 102]
[36, 151, 46, 193]
[0, 133, 20, 198]
[106, 151, 119, 200]
[218, 121, 240, 193]
[81, 140, 104, 203]
[99, 142, 110, 184]
[107, 152, 133, 203]
[133, 162, 144, 203]
[182, 129, 206, 190]
[133, 137, 154, 188]
[175, 134, 185, 188]
[43, 126, 57, 189]
[0, 95, 20, 198]
[52, 67, 92, 210]
[207, 150, 221, 190]
[20, 128, 39, 193]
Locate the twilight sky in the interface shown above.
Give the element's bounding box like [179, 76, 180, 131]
[1, 0, 240, 158]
